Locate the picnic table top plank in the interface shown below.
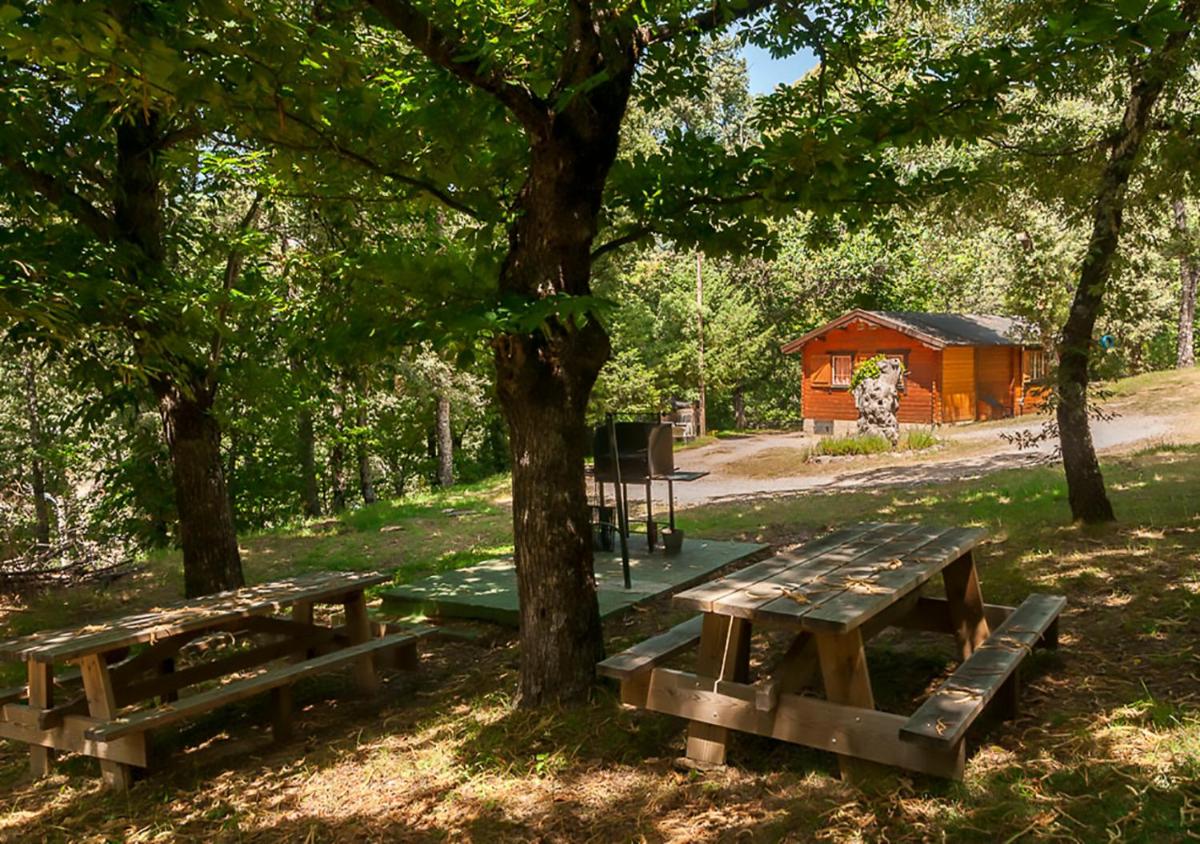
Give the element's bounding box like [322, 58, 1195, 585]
[675, 523, 988, 634]
[793, 526, 989, 633]
[0, 570, 389, 664]
[671, 523, 887, 613]
[707, 524, 928, 621]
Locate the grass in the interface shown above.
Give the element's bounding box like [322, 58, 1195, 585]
[1, 429, 1200, 839]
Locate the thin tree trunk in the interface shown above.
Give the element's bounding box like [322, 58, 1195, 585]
[356, 400, 377, 504]
[21, 353, 51, 547]
[695, 253, 707, 437]
[1175, 199, 1198, 368]
[329, 382, 348, 513]
[156, 380, 244, 597]
[733, 386, 746, 430]
[297, 403, 322, 516]
[1057, 12, 1196, 523]
[435, 394, 454, 487]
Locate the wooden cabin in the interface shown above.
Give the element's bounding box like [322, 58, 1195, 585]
[781, 310, 1047, 430]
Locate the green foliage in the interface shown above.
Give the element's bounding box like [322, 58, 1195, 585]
[813, 433, 894, 457]
[849, 354, 905, 391]
[900, 428, 939, 451]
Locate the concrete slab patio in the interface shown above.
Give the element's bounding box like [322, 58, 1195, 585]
[379, 538, 767, 626]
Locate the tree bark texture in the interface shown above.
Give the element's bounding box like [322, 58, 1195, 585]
[329, 390, 348, 514]
[297, 404, 322, 517]
[435, 394, 454, 488]
[1175, 199, 1198, 368]
[22, 353, 51, 547]
[156, 381, 244, 597]
[1057, 13, 1196, 523]
[356, 400, 377, 505]
[493, 77, 633, 705]
[733, 386, 746, 431]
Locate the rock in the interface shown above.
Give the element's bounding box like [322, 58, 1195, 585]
[852, 358, 903, 445]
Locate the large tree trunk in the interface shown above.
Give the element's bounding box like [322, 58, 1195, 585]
[733, 386, 747, 430]
[22, 352, 51, 547]
[156, 381, 244, 597]
[1057, 16, 1196, 523]
[1175, 199, 1198, 368]
[435, 394, 454, 488]
[493, 106, 629, 704]
[356, 400, 377, 505]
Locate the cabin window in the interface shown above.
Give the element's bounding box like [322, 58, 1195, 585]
[831, 354, 853, 388]
[1024, 349, 1047, 381]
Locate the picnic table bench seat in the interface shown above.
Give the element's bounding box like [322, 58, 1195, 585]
[900, 593, 1065, 748]
[598, 615, 704, 705]
[86, 627, 431, 742]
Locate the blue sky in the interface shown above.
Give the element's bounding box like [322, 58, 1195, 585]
[741, 44, 819, 94]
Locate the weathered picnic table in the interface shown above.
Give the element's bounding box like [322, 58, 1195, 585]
[0, 570, 428, 789]
[599, 523, 1065, 779]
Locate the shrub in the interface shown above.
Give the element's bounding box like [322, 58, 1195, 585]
[901, 428, 938, 450]
[849, 354, 905, 391]
[813, 433, 893, 457]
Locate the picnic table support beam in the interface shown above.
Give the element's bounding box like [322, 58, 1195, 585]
[270, 685, 294, 742]
[685, 613, 751, 767]
[816, 628, 877, 781]
[342, 592, 379, 696]
[78, 654, 133, 790]
[942, 551, 991, 661]
[27, 660, 53, 777]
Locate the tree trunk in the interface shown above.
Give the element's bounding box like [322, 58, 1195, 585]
[156, 381, 244, 597]
[493, 99, 631, 704]
[22, 353, 51, 548]
[297, 403, 322, 517]
[733, 386, 747, 430]
[695, 253, 707, 437]
[1057, 16, 1195, 523]
[435, 394, 454, 488]
[329, 384, 348, 513]
[356, 400, 377, 505]
[1175, 199, 1198, 368]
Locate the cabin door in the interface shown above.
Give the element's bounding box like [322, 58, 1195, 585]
[941, 347, 976, 422]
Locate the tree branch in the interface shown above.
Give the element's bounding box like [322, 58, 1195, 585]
[2, 155, 116, 242]
[267, 108, 486, 220]
[641, 0, 779, 47]
[590, 224, 654, 261]
[207, 192, 264, 386]
[367, 0, 546, 128]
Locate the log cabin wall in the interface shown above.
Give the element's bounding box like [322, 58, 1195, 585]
[975, 346, 1017, 420]
[800, 324, 940, 424]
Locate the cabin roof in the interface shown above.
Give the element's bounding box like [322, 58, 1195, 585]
[780, 309, 1041, 353]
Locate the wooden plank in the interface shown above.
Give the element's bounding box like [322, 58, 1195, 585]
[597, 615, 704, 679]
[646, 668, 964, 780]
[942, 550, 991, 660]
[708, 524, 917, 621]
[86, 631, 421, 742]
[900, 594, 1066, 749]
[0, 571, 389, 663]
[342, 591, 379, 696]
[671, 525, 886, 613]
[116, 630, 337, 706]
[0, 711, 147, 767]
[751, 525, 954, 629]
[796, 527, 989, 634]
[79, 654, 133, 789]
[270, 685, 294, 742]
[754, 632, 819, 712]
[27, 660, 53, 777]
[685, 614, 750, 766]
[892, 597, 1014, 634]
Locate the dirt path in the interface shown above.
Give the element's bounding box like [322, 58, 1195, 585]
[660, 410, 1180, 508]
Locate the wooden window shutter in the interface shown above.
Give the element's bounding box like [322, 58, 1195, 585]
[811, 355, 832, 386]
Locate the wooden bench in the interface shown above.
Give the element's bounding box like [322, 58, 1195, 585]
[900, 593, 1065, 748]
[598, 616, 703, 704]
[86, 627, 431, 744]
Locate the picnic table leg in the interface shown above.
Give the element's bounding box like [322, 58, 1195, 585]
[685, 613, 751, 767]
[78, 654, 133, 790]
[942, 551, 991, 661]
[343, 591, 379, 695]
[27, 660, 54, 778]
[816, 628, 877, 782]
[292, 600, 316, 661]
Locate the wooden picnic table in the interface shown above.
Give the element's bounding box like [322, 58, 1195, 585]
[0, 570, 428, 789]
[599, 523, 1065, 780]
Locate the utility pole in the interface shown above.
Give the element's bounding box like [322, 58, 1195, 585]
[695, 252, 707, 437]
